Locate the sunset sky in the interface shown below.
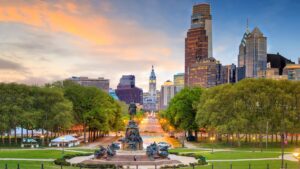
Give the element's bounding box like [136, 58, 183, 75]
[0, 0, 299, 90]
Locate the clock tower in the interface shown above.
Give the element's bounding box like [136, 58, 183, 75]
[149, 65, 156, 96]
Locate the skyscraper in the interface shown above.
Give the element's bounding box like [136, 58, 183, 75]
[185, 3, 212, 87]
[174, 73, 184, 93]
[115, 75, 143, 104]
[143, 66, 157, 112]
[160, 80, 176, 110]
[238, 26, 267, 78]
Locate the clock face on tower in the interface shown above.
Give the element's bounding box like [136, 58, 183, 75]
[150, 80, 156, 83]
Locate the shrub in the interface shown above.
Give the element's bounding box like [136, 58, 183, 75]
[54, 158, 71, 166]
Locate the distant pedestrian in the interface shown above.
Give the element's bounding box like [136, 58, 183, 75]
[134, 155, 137, 161]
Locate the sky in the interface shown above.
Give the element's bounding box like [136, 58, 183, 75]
[0, 0, 299, 91]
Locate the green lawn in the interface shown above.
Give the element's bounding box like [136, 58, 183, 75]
[169, 148, 282, 160]
[0, 161, 77, 169]
[177, 160, 299, 169]
[0, 149, 78, 159]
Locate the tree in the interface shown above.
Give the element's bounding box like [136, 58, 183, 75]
[165, 87, 202, 140]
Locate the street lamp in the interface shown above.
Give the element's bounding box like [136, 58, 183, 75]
[252, 136, 256, 152]
[40, 135, 44, 147]
[210, 136, 215, 154]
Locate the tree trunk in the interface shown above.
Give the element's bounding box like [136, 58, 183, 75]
[21, 126, 23, 143]
[14, 127, 17, 145]
[8, 129, 11, 145]
[291, 134, 294, 144]
[195, 130, 198, 142]
[83, 124, 87, 144]
[271, 133, 274, 143]
[276, 134, 278, 143]
[296, 134, 299, 145]
[237, 133, 241, 147]
[26, 128, 29, 139]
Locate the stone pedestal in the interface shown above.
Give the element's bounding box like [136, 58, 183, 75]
[121, 120, 143, 150]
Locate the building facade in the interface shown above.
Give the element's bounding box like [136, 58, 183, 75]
[115, 75, 143, 104]
[267, 53, 295, 75]
[283, 64, 300, 81]
[222, 64, 236, 83]
[160, 80, 176, 110]
[174, 73, 184, 93]
[187, 57, 220, 88]
[69, 76, 109, 92]
[143, 66, 157, 112]
[238, 27, 267, 78]
[185, 3, 212, 87]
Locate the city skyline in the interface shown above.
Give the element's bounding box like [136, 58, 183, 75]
[0, 0, 299, 90]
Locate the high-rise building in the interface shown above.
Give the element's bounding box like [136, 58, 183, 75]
[69, 76, 109, 92]
[222, 64, 236, 83]
[115, 75, 143, 104]
[236, 66, 246, 82]
[143, 66, 157, 112]
[185, 3, 212, 87]
[238, 27, 267, 78]
[298, 57, 300, 64]
[174, 73, 184, 93]
[283, 64, 300, 81]
[267, 53, 294, 75]
[160, 80, 176, 110]
[188, 57, 220, 88]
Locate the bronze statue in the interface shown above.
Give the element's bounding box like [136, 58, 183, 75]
[128, 102, 137, 120]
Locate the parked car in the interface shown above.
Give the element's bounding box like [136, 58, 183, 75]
[157, 142, 171, 148]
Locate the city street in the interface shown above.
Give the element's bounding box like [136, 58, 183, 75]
[139, 113, 181, 148]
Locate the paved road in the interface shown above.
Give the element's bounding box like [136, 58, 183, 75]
[139, 113, 181, 148]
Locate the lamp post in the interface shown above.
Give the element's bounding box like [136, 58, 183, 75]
[280, 105, 287, 169]
[252, 136, 256, 152]
[40, 135, 44, 147]
[210, 136, 215, 154]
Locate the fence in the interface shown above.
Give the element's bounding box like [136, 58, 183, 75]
[0, 162, 296, 169]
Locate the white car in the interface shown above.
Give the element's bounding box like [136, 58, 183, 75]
[157, 142, 171, 148]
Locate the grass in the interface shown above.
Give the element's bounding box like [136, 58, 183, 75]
[179, 160, 299, 169]
[169, 148, 282, 160]
[0, 161, 77, 169]
[191, 141, 299, 152]
[0, 149, 79, 159]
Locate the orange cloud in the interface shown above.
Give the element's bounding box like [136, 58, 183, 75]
[0, 1, 183, 89]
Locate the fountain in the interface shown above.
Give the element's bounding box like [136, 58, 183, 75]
[120, 103, 143, 150]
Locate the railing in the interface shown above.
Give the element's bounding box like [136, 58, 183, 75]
[0, 162, 294, 169]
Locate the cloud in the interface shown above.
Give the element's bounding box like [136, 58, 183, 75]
[0, 1, 184, 90]
[0, 57, 26, 71]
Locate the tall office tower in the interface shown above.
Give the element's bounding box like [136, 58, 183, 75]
[69, 76, 109, 92]
[160, 80, 176, 110]
[115, 75, 143, 104]
[185, 3, 212, 87]
[143, 66, 157, 112]
[173, 73, 184, 93]
[222, 64, 236, 83]
[238, 26, 267, 78]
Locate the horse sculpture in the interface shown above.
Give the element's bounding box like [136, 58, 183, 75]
[94, 143, 120, 159]
[146, 142, 169, 160]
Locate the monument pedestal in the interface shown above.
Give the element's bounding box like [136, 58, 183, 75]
[121, 120, 143, 150]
